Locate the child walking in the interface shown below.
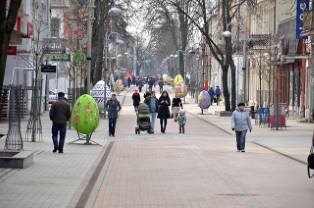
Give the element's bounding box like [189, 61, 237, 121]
[177, 109, 186, 134]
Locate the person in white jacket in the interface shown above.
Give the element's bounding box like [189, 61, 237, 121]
[231, 103, 252, 152]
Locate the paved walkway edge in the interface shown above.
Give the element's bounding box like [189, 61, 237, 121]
[252, 141, 308, 166]
[66, 140, 109, 208]
[69, 141, 114, 208]
[84, 142, 116, 208]
[187, 106, 309, 165]
[67, 88, 131, 208]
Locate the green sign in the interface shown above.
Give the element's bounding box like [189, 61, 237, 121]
[49, 54, 70, 62]
[74, 50, 86, 66]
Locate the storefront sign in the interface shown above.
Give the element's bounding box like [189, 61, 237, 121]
[296, 0, 309, 39]
[42, 38, 66, 54]
[49, 54, 70, 62]
[6, 46, 17, 55]
[41, 65, 57, 73]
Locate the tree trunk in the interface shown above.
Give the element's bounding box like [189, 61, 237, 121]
[179, 51, 184, 76]
[0, 0, 22, 90]
[178, 4, 188, 77]
[223, 0, 236, 111]
[93, 17, 105, 84]
[230, 60, 236, 110]
[0, 35, 9, 91]
[222, 65, 231, 111]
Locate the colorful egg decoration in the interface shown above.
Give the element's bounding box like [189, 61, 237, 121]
[114, 79, 123, 93]
[162, 74, 168, 82]
[198, 90, 211, 109]
[174, 74, 184, 85]
[90, 80, 112, 112]
[71, 94, 99, 134]
[175, 81, 187, 98]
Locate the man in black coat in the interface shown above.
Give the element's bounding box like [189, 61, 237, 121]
[49, 92, 71, 153]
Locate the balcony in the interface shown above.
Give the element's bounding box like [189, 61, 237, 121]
[51, 0, 70, 8]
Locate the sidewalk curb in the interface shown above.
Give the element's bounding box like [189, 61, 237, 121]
[66, 140, 108, 208]
[251, 141, 307, 165]
[67, 89, 131, 208]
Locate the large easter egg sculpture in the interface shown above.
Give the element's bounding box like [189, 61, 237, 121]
[162, 74, 168, 82]
[71, 94, 99, 134]
[175, 82, 187, 98]
[90, 80, 112, 112]
[198, 90, 211, 109]
[174, 74, 184, 85]
[114, 79, 123, 93]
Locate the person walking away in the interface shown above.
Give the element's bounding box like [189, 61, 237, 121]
[231, 103, 252, 152]
[158, 80, 164, 93]
[132, 89, 141, 112]
[106, 93, 122, 137]
[208, 87, 215, 104]
[172, 96, 183, 122]
[177, 109, 186, 134]
[127, 77, 132, 88]
[215, 86, 221, 105]
[158, 91, 171, 133]
[144, 91, 159, 134]
[49, 92, 71, 153]
[148, 78, 154, 92]
[138, 79, 143, 92]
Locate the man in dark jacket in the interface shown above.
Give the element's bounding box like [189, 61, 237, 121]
[132, 89, 141, 112]
[49, 92, 71, 153]
[158, 80, 164, 93]
[215, 86, 221, 105]
[144, 91, 158, 134]
[105, 93, 122, 137]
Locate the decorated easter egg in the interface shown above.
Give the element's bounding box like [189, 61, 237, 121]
[114, 79, 123, 92]
[174, 74, 184, 85]
[90, 80, 112, 111]
[71, 94, 99, 134]
[175, 82, 187, 98]
[198, 90, 211, 109]
[162, 74, 168, 82]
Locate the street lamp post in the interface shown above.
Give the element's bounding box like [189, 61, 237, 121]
[87, 0, 95, 93]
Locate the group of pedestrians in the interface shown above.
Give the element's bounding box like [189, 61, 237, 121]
[48, 89, 312, 156]
[208, 86, 221, 105]
[132, 89, 186, 134]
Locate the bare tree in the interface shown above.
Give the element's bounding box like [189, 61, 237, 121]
[167, 0, 256, 111]
[0, 0, 22, 90]
[139, 0, 193, 77]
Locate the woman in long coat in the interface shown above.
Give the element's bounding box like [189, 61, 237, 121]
[158, 91, 171, 133]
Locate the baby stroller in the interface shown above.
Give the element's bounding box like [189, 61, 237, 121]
[135, 103, 151, 134]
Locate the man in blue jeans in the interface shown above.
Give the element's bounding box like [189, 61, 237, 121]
[231, 103, 252, 152]
[105, 93, 122, 137]
[49, 92, 71, 153]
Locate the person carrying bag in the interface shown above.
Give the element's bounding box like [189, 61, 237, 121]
[308, 130, 314, 178]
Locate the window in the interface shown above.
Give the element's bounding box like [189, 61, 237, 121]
[51, 18, 60, 37]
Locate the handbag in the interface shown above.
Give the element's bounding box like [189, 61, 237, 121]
[307, 145, 314, 178]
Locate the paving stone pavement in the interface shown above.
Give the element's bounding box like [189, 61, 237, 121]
[89, 88, 314, 208]
[182, 94, 314, 164]
[0, 90, 128, 208]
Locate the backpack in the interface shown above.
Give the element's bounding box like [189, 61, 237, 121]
[307, 146, 314, 178]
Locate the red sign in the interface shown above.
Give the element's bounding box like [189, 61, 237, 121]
[17, 16, 21, 32]
[7, 46, 17, 55]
